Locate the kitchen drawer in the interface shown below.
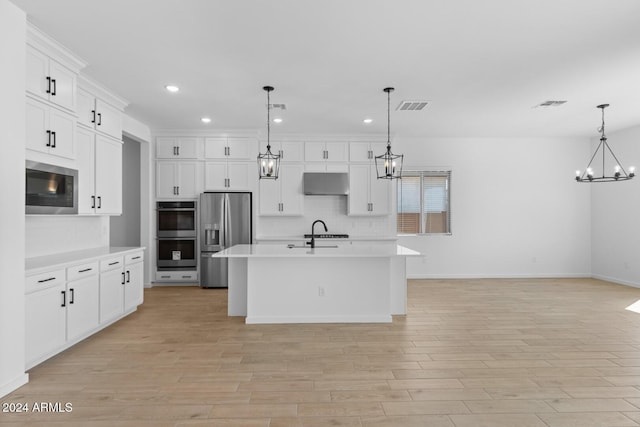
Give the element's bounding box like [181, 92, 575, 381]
[125, 251, 144, 265]
[67, 261, 99, 281]
[26, 269, 66, 294]
[155, 271, 198, 282]
[100, 256, 123, 272]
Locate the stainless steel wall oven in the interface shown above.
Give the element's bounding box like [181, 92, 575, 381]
[156, 201, 197, 270]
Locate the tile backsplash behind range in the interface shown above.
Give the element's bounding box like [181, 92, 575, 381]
[257, 196, 394, 239]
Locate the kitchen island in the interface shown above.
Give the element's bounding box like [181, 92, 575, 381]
[212, 243, 420, 324]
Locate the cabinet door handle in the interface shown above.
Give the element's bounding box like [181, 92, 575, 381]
[51, 78, 57, 96]
[79, 268, 93, 273]
[46, 76, 51, 94]
[279, 150, 283, 158]
[91, 195, 96, 209]
[97, 196, 102, 209]
[51, 131, 56, 148]
[176, 146, 180, 156]
[108, 261, 120, 266]
[69, 288, 75, 304]
[61, 290, 66, 307]
[38, 277, 55, 283]
[97, 112, 102, 126]
[46, 130, 51, 147]
[126, 270, 131, 283]
[91, 110, 96, 123]
[173, 146, 177, 156]
[176, 186, 180, 195]
[132, 256, 141, 260]
[121, 272, 126, 285]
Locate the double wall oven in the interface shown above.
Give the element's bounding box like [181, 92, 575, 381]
[156, 201, 197, 270]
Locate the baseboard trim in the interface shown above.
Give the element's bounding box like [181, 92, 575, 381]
[0, 373, 28, 399]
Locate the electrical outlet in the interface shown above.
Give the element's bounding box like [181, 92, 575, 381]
[318, 286, 325, 297]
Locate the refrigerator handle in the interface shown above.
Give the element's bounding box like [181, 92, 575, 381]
[223, 193, 231, 248]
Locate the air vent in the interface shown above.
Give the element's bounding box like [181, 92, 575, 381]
[270, 103, 287, 110]
[534, 100, 567, 108]
[396, 100, 429, 111]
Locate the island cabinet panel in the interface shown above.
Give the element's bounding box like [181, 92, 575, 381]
[259, 163, 304, 216]
[246, 257, 390, 324]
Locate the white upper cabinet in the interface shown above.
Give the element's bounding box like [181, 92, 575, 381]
[269, 141, 304, 163]
[204, 137, 252, 160]
[349, 141, 388, 163]
[259, 163, 304, 216]
[204, 161, 251, 191]
[26, 45, 77, 112]
[156, 137, 200, 159]
[26, 97, 75, 160]
[348, 163, 390, 216]
[77, 127, 123, 215]
[156, 161, 200, 199]
[304, 141, 348, 163]
[77, 88, 123, 140]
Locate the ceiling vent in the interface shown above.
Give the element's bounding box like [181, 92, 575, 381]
[270, 103, 287, 110]
[396, 100, 429, 111]
[533, 100, 567, 108]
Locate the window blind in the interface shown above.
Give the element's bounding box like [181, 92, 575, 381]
[397, 170, 451, 234]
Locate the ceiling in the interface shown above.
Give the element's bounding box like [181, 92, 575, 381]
[10, 0, 640, 138]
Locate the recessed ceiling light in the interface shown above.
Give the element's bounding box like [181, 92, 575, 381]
[273, 118, 283, 123]
[201, 117, 211, 124]
[363, 118, 373, 124]
[165, 85, 180, 93]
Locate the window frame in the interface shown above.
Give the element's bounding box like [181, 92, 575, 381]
[396, 169, 452, 236]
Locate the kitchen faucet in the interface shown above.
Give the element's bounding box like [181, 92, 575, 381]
[309, 220, 328, 248]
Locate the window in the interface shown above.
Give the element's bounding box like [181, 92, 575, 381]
[397, 170, 451, 234]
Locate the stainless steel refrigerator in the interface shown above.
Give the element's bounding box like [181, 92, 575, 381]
[199, 192, 252, 288]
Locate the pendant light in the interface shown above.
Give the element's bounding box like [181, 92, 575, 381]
[257, 85, 280, 180]
[575, 104, 635, 182]
[375, 87, 403, 180]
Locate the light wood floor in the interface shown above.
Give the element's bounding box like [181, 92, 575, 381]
[4, 278, 640, 426]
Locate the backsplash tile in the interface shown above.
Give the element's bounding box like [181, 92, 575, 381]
[257, 195, 394, 238]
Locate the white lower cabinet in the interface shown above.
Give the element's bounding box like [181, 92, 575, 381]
[124, 253, 144, 311]
[25, 270, 66, 368]
[25, 249, 144, 369]
[66, 262, 100, 342]
[99, 256, 125, 324]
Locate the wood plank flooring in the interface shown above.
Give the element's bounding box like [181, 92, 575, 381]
[4, 278, 640, 426]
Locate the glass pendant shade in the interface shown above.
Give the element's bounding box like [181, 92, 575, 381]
[375, 87, 403, 180]
[575, 104, 635, 182]
[258, 85, 281, 180]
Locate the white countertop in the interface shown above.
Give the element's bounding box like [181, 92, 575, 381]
[26, 246, 145, 274]
[212, 243, 420, 258]
[255, 235, 398, 242]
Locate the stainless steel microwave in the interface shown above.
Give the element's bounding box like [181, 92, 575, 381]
[25, 161, 78, 214]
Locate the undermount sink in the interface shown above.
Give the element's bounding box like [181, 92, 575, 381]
[287, 244, 338, 249]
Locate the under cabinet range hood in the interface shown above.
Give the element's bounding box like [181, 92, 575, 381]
[303, 172, 349, 196]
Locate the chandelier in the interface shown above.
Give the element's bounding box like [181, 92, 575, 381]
[257, 85, 281, 179]
[375, 87, 404, 180]
[576, 104, 635, 182]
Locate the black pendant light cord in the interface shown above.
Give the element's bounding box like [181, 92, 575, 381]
[264, 86, 273, 151]
[385, 87, 393, 152]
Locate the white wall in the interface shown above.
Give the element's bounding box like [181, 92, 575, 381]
[0, 0, 28, 397]
[591, 125, 640, 287]
[396, 136, 592, 278]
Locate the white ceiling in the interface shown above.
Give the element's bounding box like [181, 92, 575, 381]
[10, 0, 640, 138]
